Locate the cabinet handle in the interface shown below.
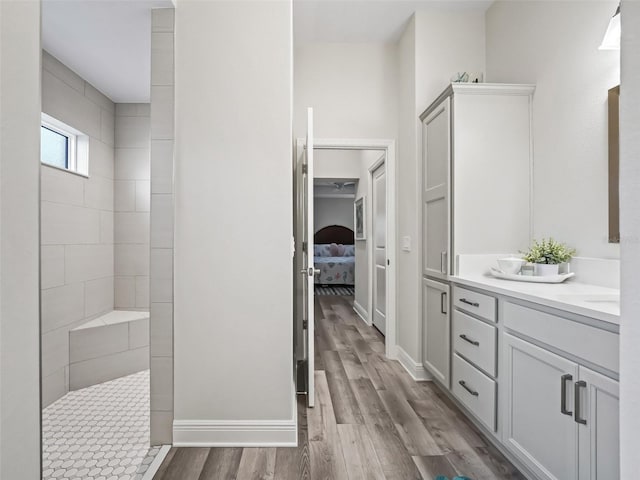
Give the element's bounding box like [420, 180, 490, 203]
[459, 298, 480, 308]
[458, 380, 479, 397]
[440, 292, 448, 314]
[560, 374, 573, 416]
[459, 334, 479, 346]
[440, 251, 447, 274]
[574, 380, 587, 425]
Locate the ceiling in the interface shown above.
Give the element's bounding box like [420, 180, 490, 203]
[42, 0, 173, 103]
[42, 0, 490, 103]
[294, 0, 492, 43]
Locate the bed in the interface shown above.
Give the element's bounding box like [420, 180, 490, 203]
[313, 225, 355, 285]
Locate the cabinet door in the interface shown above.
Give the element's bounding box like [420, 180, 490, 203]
[577, 367, 619, 480]
[503, 334, 579, 480]
[422, 278, 450, 387]
[422, 97, 450, 280]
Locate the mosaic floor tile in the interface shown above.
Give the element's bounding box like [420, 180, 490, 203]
[42, 370, 158, 480]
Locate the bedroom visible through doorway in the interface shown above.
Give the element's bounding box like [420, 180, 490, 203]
[313, 148, 387, 338]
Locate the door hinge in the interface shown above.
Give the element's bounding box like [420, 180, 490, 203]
[303, 319, 308, 329]
[302, 241, 307, 253]
[302, 164, 308, 174]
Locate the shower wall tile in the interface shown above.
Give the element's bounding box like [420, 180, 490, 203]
[84, 276, 114, 318]
[41, 245, 65, 290]
[41, 283, 85, 334]
[115, 148, 150, 180]
[64, 244, 114, 284]
[114, 104, 151, 312]
[150, 8, 175, 445]
[115, 244, 149, 276]
[115, 276, 136, 309]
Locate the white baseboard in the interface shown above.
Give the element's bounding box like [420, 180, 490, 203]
[353, 300, 370, 325]
[396, 345, 432, 381]
[172, 419, 297, 447]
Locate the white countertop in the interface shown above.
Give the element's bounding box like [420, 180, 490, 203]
[451, 273, 620, 326]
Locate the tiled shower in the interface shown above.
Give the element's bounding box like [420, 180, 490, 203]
[41, 51, 152, 407]
[40, 48, 157, 478]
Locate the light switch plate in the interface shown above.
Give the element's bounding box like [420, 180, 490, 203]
[402, 236, 411, 252]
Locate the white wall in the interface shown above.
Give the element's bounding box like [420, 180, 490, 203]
[355, 150, 384, 318]
[294, 42, 398, 139]
[619, 1, 640, 476]
[114, 103, 150, 311]
[314, 197, 354, 232]
[173, 0, 294, 442]
[486, 0, 620, 259]
[314, 149, 362, 179]
[41, 51, 116, 407]
[395, 9, 485, 362]
[0, 0, 41, 476]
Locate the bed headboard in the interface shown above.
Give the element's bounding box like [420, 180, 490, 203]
[314, 225, 355, 245]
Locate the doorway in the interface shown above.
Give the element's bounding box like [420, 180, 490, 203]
[295, 138, 397, 402]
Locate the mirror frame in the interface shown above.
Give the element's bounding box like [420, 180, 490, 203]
[609, 85, 620, 243]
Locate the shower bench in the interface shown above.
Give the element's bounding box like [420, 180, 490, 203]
[68, 310, 149, 391]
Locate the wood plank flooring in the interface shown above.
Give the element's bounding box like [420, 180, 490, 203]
[153, 295, 525, 480]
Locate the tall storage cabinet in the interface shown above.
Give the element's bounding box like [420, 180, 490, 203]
[420, 84, 535, 388]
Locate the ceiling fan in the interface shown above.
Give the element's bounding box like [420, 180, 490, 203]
[332, 181, 356, 190]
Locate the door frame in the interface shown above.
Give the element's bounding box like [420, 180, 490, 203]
[295, 138, 397, 360]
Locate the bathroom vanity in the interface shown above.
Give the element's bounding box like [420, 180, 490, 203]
[437, 270, 620, 480]
[420, 83, 619, 479]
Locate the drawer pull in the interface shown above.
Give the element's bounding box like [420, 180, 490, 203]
[574, 380, 587, 425]
[560, 374, 573, 416]
[458, 380, 479, 397]
[459, 334, 479, 346]
[459, 298, 480, 308]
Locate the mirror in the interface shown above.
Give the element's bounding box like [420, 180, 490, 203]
[609, 85, 620, 243]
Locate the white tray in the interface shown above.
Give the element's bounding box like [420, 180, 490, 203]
[489, 267, 575, 284]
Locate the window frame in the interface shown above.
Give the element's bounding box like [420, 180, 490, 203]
[40, 113, 89, 177]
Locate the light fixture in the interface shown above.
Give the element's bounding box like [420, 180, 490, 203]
[600, 3, 621, 50]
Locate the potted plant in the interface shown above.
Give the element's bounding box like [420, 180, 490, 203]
[521, 238, 576, 276]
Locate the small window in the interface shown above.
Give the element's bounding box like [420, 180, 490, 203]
[41, 114, 89, 176]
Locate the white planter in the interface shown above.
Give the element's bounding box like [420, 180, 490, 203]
[535, 263, 560, 276]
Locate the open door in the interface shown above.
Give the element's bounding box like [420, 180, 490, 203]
[301, 108, 315, 407]
[372, 162, 387, 335]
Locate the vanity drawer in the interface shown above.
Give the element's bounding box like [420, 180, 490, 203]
[453, 286, 497, 322]
[453, 310, 497, 377]
[452, 354, 497, 432]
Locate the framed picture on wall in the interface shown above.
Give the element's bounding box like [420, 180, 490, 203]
[354, 196, 366, 240]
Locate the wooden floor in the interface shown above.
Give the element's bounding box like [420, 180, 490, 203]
[153, 295, 525, 480]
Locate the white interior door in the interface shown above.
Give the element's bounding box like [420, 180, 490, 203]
[302, 108, 315, 407]
[372, 162, 386, 335]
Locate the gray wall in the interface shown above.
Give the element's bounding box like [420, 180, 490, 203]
[314, 197, 354, 232]
[41, 51, 116, 407]
[115, 104, 151, 311]
[0, 1, 42, 476]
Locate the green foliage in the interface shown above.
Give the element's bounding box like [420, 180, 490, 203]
[521, 238, 576, 265]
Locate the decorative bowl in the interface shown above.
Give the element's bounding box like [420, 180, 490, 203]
[497, 257, 526, 275]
